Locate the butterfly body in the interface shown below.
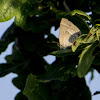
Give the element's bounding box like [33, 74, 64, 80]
[59, 18, 81, 49]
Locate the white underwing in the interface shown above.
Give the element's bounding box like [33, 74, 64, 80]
[59, 18, 81, 49]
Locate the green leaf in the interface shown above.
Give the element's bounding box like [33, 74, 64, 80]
[23, 74, 51, 100]
[0, 64, 13, 77]
[5, 43, 24, 63]
[90, 24, 100, 33]
[0, 0, 27, 26]
[72, 24, 100, 52]
[58, 10, 91, 21]
[96, 26, 100, 41]
[50, 48, 73, 57]
[37, 65, 70, 82]
[70, 10, 91, 21]
[15, 92, 27, 100]
[77, 43, 98, 78]
[92, 46, 100, 65]
[37, 56, 78, 82]
[12, 75, 26, 90]
[72, 36, 84, 52]
[0, 62, 28, 77]
[0, 23, 16, 54]
[0, 0, 52, 27]
[72, 33, 97, 52]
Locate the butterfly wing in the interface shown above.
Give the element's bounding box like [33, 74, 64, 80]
[59, 18, 81, 49]
[59, 23, 72, 48]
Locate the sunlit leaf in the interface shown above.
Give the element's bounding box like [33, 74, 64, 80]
[70, 10, 91, 21]
[0, 0, 27, 26]
[72, 24, 100, 52]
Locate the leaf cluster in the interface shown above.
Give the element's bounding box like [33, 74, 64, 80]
[0, 0, 100, 100]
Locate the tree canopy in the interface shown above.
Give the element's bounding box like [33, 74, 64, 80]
[0, 0, 100, 100]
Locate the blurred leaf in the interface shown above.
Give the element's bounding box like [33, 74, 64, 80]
[15, 92, 27, 100]
[0, 23, 16, 54]
[92, 1, 100, 15]
[93, 91, 100, 96]
[65, 0, 91, 12]
[37, 56, 78, 82]
[5, 44, 24, 63]
[0, 64, 13, 77]
[0, 62, 28, 77]
[12, 75, 27, 90]
[0, 0, 45, 27]
[0, 0, 27, 26]
[23, 74, 51, 100]
[49, 77, 91, 100]
[50, 48, 72, 57]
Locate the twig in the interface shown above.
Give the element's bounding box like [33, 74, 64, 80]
[63, 0, 71, 12]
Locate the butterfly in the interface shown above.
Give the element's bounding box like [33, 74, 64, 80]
[59, 18, 81, 49]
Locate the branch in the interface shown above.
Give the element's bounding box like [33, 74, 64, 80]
[63, 0, 71, 12]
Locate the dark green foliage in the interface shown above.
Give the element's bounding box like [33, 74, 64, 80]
[1, 0, 100, 100]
